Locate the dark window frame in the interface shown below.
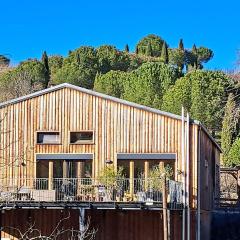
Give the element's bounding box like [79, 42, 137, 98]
[36, 131, 61, 145]
[69, 131, 94, 145]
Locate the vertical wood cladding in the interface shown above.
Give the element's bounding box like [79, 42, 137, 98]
[0, 86, 220, 210]
[2, 209, 185, 240]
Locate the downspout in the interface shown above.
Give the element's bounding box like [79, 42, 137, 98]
[197, 126, 201, 240]
[186, 113, 190, 240]
[79, 208, 86, 240]
[181, 107, 185, 240]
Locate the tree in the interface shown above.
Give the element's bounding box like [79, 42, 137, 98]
[190, 70, 230, 135]
[0, 55, 10, 67]
[2, 211, 97, 240]
[125, 44, 129, 53]
[178, 39, 184, 51]
[168, 48, 185, 73]
[146, 43, 153, 57]
[196, 47, 214, 64]
[135, 46, 139, 54]
[0, 66, 44, 102]
[96, 45, 130, 74]
[162, 70, 233, 135]
[0, 59, 45, 101]
[122, 62, 178, 109]
[94, 70, 128, 98]
[135, 34, 165, 57]
[221, 93, 239, 166]
[191, 44, 198, 68]
[188, 45, 214, 69]
[48, 55, 63, 78]
[228, 138, 240, 167]
[17, 59, 46, 86]
[41, 51, 50, 88]
[52, 46, 98, 89]
[160, 41, 169, 64]
[162, 75, 192, 114]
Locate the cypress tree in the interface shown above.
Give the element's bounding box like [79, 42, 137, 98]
[41, 51, 50, 88]
[161, 41, 169, 64]
[192, 44, 198, 68]
[146, 43, 153, 56]
[178, 39, 184, 51]
[135, 46, 139, 54]
[221, 93, 239, 166]
[76, 52, 81, 65]
[125, 44, 130, 53]
[192, 44, 197, 53]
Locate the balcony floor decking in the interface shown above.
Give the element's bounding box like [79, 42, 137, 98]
[0, 201, 184, 211]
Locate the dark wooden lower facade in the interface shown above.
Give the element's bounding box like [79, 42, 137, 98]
[1, 208, 204, 240]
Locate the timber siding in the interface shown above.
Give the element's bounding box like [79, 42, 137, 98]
[0, 84, 220, 210]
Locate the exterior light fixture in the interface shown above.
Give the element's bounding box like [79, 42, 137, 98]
[105, 159, 113, 164]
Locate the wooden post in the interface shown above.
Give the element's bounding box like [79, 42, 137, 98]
[77, 162, 85, 178]
[130, 161, 134, 198]
[162, 174, 168, 240]
[48, 161, 53, 190]
[63, 160, 68, 178]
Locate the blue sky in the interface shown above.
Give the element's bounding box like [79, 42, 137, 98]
[1, 0, 240, 70]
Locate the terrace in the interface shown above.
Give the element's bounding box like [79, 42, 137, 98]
[0, 178, 183, 210]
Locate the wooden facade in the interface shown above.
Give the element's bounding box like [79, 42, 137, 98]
[0, 83, 221, 239]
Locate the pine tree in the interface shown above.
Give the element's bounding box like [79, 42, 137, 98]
[41, 51, 50, 88]
[178, 39, 184, 51]
[221, 93, 239, 166]
[161, 41, 169, 64]
[146, 43, 153, 56]
[125, 44, 129, 53]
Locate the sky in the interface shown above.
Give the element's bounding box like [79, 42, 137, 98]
[1, 0, 240, 70]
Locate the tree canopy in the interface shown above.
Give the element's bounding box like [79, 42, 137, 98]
[221, 93, 239, 166]
[162, 70, 233, 135]
[135, 34, 165, 57]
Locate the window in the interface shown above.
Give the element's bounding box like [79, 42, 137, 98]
[70, 131, 94, 144]
[37, 132, 60, 144]
[36, 160, 93, 179]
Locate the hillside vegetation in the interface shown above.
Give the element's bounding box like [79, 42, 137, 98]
[0, 34, 240, 167]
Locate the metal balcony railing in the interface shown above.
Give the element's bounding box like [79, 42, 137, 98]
[0, 178, 183, 207]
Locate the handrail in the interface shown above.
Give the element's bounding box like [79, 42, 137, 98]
[0, 178, 183, 207]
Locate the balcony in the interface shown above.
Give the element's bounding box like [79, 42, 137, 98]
[0, 178, 183, 210]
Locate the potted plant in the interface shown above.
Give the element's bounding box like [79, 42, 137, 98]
[98, 166, 125, 201]
[147, 164, 173, 202]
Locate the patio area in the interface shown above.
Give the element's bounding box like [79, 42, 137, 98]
[0, 178, 183, 209]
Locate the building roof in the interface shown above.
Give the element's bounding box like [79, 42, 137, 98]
[0, 83, 222, 152]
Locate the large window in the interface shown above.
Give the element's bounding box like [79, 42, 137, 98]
[70, 131, 94, 144]
[36, 160, 93, 179]
[37, 132, 60, 144]
[117, 159, 175, 179]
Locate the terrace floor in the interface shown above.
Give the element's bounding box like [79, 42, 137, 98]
[0, 178, 183, 210]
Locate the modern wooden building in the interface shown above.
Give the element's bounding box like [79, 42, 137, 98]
[0, 83, 221, 240]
